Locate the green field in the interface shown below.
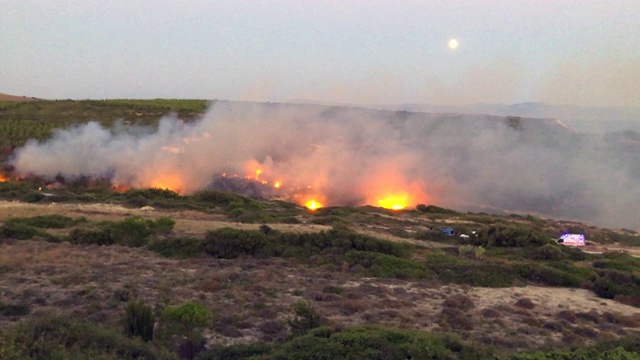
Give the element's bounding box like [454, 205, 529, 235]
[0, 99, 210, 152]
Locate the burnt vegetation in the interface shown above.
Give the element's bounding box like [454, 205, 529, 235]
[0, 100, 639, 358]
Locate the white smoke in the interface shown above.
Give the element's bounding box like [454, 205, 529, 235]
[11, 101, 640, 230]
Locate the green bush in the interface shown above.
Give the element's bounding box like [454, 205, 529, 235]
[430, 262, 517, 287]
[0, 222, 45, 240]
[204, 227, 267, 259]
[287, 300, 322, 337]
[5, 215, 86, 229]
[68, 228, 115, 246]
[163, 302, 212, 360]
[475, 225, 551, 248]
[201, 342, 271, 360]
[415, 204, 459, 214]
[13, 313, 174, 359]
[124, 300, 155, 342]
[515, 264, 587, 288]
[271, 326, 489, 360]
[147, 237, 204, 258]
[530, 244, 565, 261]
[344, 251, 432, 280]
[149, 217, 175, 234]
[591, 269, 640, 300]
[67, 216, 175, 247]
[203, 227, 408, 260]
[512, 346, 639, 359]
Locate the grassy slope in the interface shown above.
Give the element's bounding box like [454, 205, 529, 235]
[0, 99, 210, 153]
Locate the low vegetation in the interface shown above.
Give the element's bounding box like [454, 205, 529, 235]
[0, 99, 639, 358]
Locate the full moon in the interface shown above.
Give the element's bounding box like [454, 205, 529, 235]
[448, 39, 459, 50]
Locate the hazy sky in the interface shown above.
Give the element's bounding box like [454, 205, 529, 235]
[2, 1, 639, 106]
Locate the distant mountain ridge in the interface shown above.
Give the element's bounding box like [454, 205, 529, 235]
[381, 102, 640, 122]
[288, 99, 640, 133]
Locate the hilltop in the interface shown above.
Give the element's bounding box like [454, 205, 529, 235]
[0, 92, 43, 102]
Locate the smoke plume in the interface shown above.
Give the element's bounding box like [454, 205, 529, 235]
[11, 101, 640, 230]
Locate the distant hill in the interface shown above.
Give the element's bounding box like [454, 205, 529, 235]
[288, 99, 640, 133]
[375, 102, 640, 133]
[0, 92, 43, 102]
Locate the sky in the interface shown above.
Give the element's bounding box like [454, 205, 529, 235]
[2, 0, 639, 106]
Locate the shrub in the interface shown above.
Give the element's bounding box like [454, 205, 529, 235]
[163, 301, 212, 360]
[124, 300, 155, 342]
[458, 245, 485, 260]
[514, 298, 535, 309]
[287, 300, 322, 337]
[147, 237, 204, 258]
[14, 313, 173, 359]
[415, 204, 459, 214]
[591, 269, 640, 300]
[68, 228, 115, 246]
[475, 225, 551, 248]
[0, 302, 31, 317]
[6, 214, 85, 229]
[531, 244, 565, 261]
[202, 342, 271, 360]
[204, 227, 267, 259]
[430, 262, 517, 287]
[271, 326, 491, 360]
[0, 222, 44, 240]
[515, 263, 587, 288]
[150, 217, 175, 234]
[442, 294, 475, 310]
[343, 251, 431, 280]
[67, 216, 175, 247]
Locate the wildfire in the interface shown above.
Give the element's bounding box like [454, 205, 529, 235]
[274, 181, 281, 188]
[305, 200, 322, 211]
[112, 184, 131, 192]
[0, 174, 7, 182]
[149, 175, 183, 193]
[377, 194, 409, 210]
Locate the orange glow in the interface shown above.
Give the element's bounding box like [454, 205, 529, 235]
[377, 195, 408, 210]
[112, 184, 131, 192]
[255, 169, 262, 176]
[0, 174, 7, 182]
[274, 181, 281, 188]
[305, 200, 322, 210]
[149, 175, 183, 193]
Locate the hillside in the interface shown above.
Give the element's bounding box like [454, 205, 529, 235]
[0, 184, 639, 358]
[0, 99, 639, 359]
[3, 99, 640, 231]
[0, 93, 43, 102]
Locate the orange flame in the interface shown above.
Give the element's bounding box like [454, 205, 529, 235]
[377, 195, 408, 210]
[305, 199, 322, 211]
[149, 175, 183, 193]
[112, 184, 131, 192]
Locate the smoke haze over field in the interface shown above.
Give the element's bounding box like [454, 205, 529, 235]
[11, 102, 640, 230]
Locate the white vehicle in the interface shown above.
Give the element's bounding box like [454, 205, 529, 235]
[557, 233, 585, 247]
